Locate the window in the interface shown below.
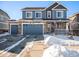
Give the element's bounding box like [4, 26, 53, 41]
[56, 11, 63, 18]
[26, 12, 32, 18]
[35, 12, 42, 18]
[47, 11, 51, 18]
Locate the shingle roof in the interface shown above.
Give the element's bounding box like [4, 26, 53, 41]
[22, 7, 45, 10]
[0, 9, 10, 19]
[46, 2, 59, 10]
[54, 4, 67, 9]
[46, 2, 67, 10]
[21, 2, 67, 11]
[69, 13, 79, 18]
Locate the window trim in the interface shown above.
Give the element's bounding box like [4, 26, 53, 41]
[47, 11, 51, 18]
[35, 11, 42, 18]
[26, 12, 32, 18]
[56, 11, 63, 18]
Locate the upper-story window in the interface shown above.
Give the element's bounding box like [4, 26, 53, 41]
[56, 11, 63, 18]
[35, 12, 42, 18]
[47, 11, 51, 18]
[26, 12, 32, 18]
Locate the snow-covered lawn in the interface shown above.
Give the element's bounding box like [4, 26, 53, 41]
[0, 32, 9, 37]
[43, 44, 79, 57]
[44, 35, 79, 46]
[0, 39, 7, 44]
[54, 35, 79, 41]
[43, 34, 79, 57]
[0, 37, 26, 56]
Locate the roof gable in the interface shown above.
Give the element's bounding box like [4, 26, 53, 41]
[53, 4, 67, 9]
[46, 2, 58, 10]
[46, 2, 67, 10]
[21, 2, 67, 11]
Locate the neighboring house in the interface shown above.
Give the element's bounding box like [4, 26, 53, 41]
[0, 9, 10, 33]
[10, 2, 68, 35]
[68, 13, 79, 36]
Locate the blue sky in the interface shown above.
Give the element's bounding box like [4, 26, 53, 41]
[0, 1, 79, 20]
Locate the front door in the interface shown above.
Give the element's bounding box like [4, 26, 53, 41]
[11, 25, 18, 35]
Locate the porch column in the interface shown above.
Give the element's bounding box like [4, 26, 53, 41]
[54, 22, 57, 29]
[21, 23, 23, 35]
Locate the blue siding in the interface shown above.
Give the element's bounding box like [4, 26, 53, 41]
[42, 11, 46, 19]
[22, 10, 67, 20]
[63, 11, 67, 19]
[32, 11, 35, 19]
[23, 11, 43, 20]
[22, 11, 26, 19]
[34, 11, 43, 20]
[52, 10, 56, 19]
[52, 10, 67, 19]
[42, 10, 67, 20]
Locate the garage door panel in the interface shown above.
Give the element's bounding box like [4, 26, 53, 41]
[23, 24, 31, 35]
[23, 24, 43, 35]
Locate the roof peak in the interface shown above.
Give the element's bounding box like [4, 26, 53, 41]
[21, 2, 67, 10]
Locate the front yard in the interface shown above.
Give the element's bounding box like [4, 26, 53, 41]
[0, 34, 44, 57]
[0, 32, 79, 57]
[43, 34, 79, 57]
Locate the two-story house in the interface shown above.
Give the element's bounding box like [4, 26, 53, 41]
[68, 13, 79, 36]
[9, 2, 68, 35]
[0, 9, 10, 33]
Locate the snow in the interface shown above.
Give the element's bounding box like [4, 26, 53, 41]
[54, 35, 79, 41]
[54, 35, 70, 40]
[43, 35, 79, 57]
[0, 39, 7, 43]
[73, 36, 79, 41]
[44, 35, 79, 46]
[0, 32, 9, 37]
[42, 44, 79, 57]
[43, 44, 62, 57]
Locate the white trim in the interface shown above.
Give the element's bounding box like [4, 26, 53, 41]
[21, 24, 23, 35]
[47, 11, 51, 18]
[56, 11, 63, 18]
[21, 23, 44, 35]
[19, 19, 68, 22]
[52, 4, 67, 10]
[53, 4, 59, 9]
[42, 2, 59, 11]
[51, 2, 67, 10]
[35, 11, 42, 18]
[43, 2, 67, 11]
[26, 11, 32, 18]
